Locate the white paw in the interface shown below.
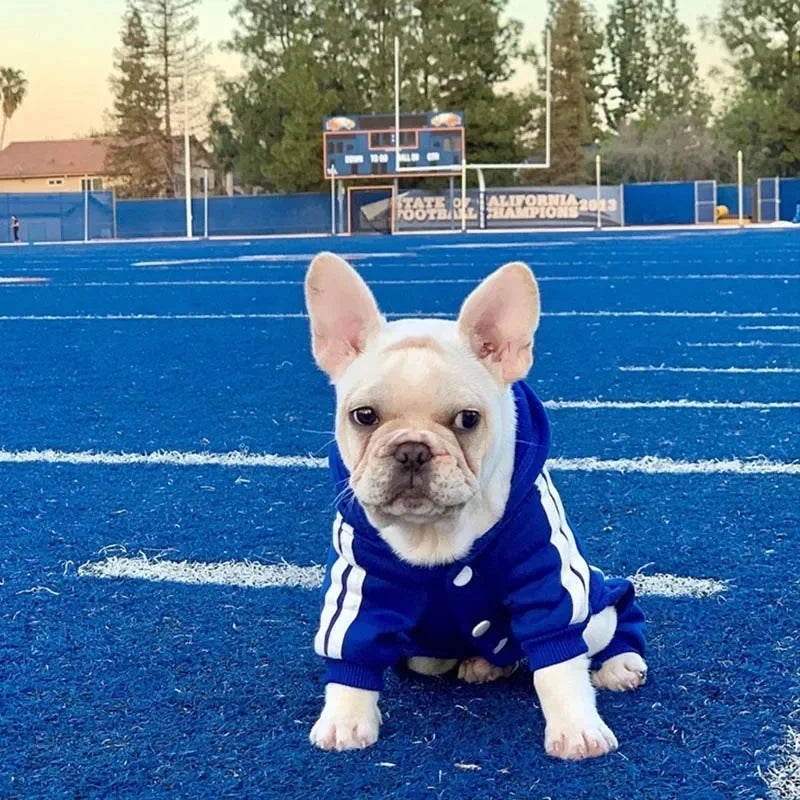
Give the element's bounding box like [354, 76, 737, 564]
[310, 705, 382, 751]
[457, 657, 517, 684]
[592, 652, 648, 692]
[309, 684, 382, 751]
[544, 713, 618, 760]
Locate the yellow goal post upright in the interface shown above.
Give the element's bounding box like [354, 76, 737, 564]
[392, 31, 552, 232]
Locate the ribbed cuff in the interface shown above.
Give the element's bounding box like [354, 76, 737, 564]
[523, 627, 588, 672]
[324, 659, 385, 691]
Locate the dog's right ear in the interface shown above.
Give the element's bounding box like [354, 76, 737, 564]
[305, 252, 383, 381]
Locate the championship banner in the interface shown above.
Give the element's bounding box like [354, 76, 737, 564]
[395, 186, 624, 230]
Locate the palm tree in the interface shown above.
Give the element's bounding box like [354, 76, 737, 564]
[0, 68, 28, 150]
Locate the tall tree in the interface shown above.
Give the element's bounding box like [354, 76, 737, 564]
[542, 0, 591, 184]
[0, 67, 28, 151]
[714, 0, 799, 176]
[107, 7, 165, 197]
[606, 0, 707, 126]
[139, 0, 210, 195]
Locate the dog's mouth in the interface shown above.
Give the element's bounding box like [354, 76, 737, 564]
[368, 489, 467, 521]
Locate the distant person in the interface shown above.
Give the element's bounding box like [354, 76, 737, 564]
[11, 215, 20, 243]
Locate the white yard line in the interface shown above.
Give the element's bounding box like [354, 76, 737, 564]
[1, 310, 800, 322]
[77, 555, 728, 599]
[620, 366, 800, 374]
[2, 448, 797, 474]
[8, 273, 794, 288]
[739, 325, 800, 332]
[542, 399, 800, 410]
[686, 341, 800, 348]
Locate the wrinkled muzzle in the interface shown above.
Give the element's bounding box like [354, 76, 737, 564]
[350, 428, 477, 519]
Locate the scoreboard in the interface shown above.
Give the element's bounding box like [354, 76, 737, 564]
[322, 111, 465, 179]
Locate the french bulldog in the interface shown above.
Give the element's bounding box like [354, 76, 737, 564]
[304, 252, 647, 760]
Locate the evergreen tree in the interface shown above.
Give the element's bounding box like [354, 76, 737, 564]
[107, 6, 165, 197]
[606, 0, 707, 126]
[543, 0, 591, 184]
[138, 0, 210, 195]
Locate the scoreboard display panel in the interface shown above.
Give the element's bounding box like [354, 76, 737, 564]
[323, 111, 465, 179]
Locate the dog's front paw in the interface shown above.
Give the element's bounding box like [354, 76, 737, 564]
[544, 713, 618, 760]
[591, 652, 648, 692]
[309, 684, 382, 751]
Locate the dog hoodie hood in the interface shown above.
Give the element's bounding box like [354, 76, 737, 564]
[315, 381, 645, 691]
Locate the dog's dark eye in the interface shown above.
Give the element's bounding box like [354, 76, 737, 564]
[454, 410, 481, 431]
[351, 407, 379, 427]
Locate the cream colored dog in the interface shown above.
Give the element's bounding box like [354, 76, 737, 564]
[304, 252, 647, 760]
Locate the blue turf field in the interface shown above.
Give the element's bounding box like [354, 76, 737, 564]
[1, 228, 798, 799]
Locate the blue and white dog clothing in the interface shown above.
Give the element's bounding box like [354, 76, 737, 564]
[315, 380, 646, 691]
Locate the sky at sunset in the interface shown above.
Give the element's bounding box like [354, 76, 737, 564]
[1, 0, 723, 145]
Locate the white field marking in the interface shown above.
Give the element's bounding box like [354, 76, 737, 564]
[687, 341, 800, 349]
[0, 448, 327, 468]
[545, 456, 800, 475]
[77, 555, 727, 600]
[762, 728, 800, 800]
[2, 310, 800, 323]
[77, 556, 326, 590]
[54, 273, 800, 288]
[0, 276, 50, 284]
[620, 366, 800, 374]
[740, 325, 800, 332]
[628, 573, 728, 598]
[542, 399, 800, 410]
[131, 253, 406, 267]
[2, 448, 798, 474]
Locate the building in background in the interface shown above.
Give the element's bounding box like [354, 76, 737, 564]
[0, 136, 217, 196]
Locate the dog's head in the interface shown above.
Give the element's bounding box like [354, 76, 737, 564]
[305, 252, 540, 551]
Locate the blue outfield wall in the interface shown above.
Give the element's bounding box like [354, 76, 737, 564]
[116, 193, 331, 238]
[779, 178, 800, 221]
[0, 192, 114, 243]
[622, 182, 695, 225]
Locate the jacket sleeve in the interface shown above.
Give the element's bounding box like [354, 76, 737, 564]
[314, 514, 418, 691]
[503, 469, 593, 671]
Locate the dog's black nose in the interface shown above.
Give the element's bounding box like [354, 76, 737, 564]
[393, 442, 432, 472]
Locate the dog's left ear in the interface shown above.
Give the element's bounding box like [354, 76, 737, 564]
[457, 262, 540, 383]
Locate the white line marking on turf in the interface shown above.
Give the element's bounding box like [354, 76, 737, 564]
[687, 341, 800, 348]
[77, 556, 326, 589]
[739, 325, 800, 332]
[762, 728, 800, 800]
[0, 276, 50, 284]
[77, 555, 727, 599]
[542, 399, 800, 410]
[2, 311, 800, 322]
[0, 448, 327, 468]
[132, 253, 406, 267]
[54, 274, 800, 288]
[628, 573, 728, 598]
[621, 366, 800, 374]
[3, 448, 798, 474]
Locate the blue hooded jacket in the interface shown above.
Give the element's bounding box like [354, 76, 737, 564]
[314, 381, 645, 691]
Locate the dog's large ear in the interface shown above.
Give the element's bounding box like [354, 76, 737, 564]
[457, 262, 540, 384]
[305, 252, 384, 381]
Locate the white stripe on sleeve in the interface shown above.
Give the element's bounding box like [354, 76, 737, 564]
[536, 472, 590, 625]
[314, 514, 347, 657]
[325, 521, 367, 660]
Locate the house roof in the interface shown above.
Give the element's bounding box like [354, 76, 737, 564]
[0, 137, 114, 179]
[0, 136, 214, 179]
